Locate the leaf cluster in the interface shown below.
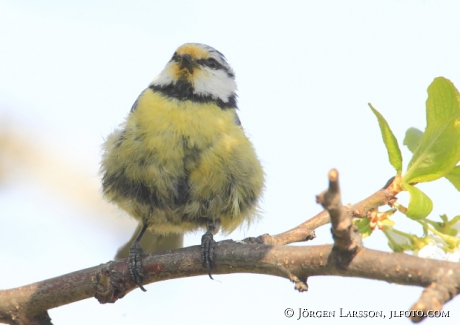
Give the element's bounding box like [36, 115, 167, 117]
[359, 77, 460, 255]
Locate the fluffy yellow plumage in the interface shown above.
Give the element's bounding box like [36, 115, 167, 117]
[101, 43, 264, 291]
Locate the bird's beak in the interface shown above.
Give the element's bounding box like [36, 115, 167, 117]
[179, 54, 194, 74]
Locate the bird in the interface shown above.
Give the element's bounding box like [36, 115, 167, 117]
[100, 43, 264, 291]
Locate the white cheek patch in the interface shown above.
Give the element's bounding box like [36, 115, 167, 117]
[193, 67, 236, 102]
[150, 63, 175, 86]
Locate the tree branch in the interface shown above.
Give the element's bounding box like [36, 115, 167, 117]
[2, 242, 460, 324]
[1, 171, 454, 325]
[257, 174, 398, 246]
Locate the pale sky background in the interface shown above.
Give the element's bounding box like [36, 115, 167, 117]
[1, 1, 460, 324]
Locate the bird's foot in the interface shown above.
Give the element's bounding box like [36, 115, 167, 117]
[201, 231, 216, 279]
[128, 241, 147, 291]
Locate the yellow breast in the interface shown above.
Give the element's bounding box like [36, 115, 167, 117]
[102, 89, 264, 234]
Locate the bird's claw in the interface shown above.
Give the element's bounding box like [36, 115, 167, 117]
[201, 232, 216, 279]
[128, 242, 147, 291]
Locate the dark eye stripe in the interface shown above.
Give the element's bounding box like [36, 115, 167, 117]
[170, 52, 235, 78]
[196, 58, 222, 69]
[196, 58, 234, 78]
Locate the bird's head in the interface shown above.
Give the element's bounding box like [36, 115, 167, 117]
[150, 43, 237, 106]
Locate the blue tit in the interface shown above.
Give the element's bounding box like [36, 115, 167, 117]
[101, 43, 264, 291]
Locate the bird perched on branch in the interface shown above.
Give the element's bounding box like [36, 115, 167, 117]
[101, 43, 264, 291]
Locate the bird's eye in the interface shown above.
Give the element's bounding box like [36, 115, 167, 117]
[207, 58, 219, 69]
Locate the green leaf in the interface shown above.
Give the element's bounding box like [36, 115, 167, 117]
[369, 104, 403, 174]
[384, 227, 412, 252]
[354, 218, 373, 238]
[403, 117, 460, 183]
[445, 166, 460, 191]
[402, 183, 433, 220]
[426, 77, 460, 125]
[404, 78, 460, 183]
[426, 215, 459, 236]
[388, 240, 404, 253]
[448, 215, 460, 234]
[381, 218, 395, 227]
[403, 127, 423, 153]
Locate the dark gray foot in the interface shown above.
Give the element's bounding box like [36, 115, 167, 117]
[128, 241, 147, 291]
[201, 231, 216, 279]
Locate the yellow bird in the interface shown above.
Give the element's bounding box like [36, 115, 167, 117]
[101, 43, 264, 291]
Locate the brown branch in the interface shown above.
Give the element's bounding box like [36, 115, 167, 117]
[317, 169, 362, 250]
[258, 175, 398, 246]
[2, 242, 460, 324]
[316, 169, 363, 270]
[0, 172, 449, 325]
[410, 275, 459, 323]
